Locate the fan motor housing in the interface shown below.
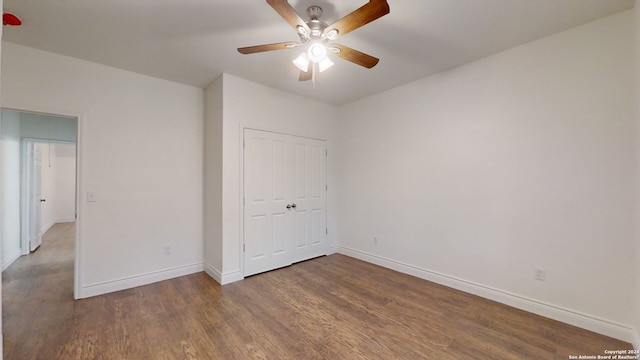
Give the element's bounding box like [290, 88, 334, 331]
[305, 6, 328, 39]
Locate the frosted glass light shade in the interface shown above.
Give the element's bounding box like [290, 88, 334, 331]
[293, 53, 310, 72]
[318, 58, 334, 73]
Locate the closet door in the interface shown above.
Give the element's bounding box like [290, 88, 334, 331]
[243, 129, 327, 277]
[244, 129, 293, 277]
[290, 137, 326, 263]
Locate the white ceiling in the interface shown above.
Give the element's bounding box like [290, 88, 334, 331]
[2, 0, 634, 106]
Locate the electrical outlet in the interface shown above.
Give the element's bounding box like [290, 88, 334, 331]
[534, 267, 546, 281]
[164, 246, 171, 255]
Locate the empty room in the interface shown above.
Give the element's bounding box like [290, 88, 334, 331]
[0, 0, 639, 359]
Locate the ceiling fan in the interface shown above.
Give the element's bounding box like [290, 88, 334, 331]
[238, 0, 390, 82]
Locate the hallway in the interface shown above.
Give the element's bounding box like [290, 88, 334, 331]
[2, 222, 75, 358]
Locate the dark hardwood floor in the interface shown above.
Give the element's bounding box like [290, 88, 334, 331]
[2, 222, 631, 359]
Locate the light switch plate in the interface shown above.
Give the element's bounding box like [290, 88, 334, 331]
[87, 192, 97, 202]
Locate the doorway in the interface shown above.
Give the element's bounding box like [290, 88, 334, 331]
[22, 139, 77, 254]
[0, 109, 78, 282]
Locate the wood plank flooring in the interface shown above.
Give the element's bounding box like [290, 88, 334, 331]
[3, 222, 631, 359]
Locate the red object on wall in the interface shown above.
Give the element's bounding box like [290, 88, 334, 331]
[3, 13, 22, 26]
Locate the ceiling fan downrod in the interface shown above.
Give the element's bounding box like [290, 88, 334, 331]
[307, 5, 322, 20]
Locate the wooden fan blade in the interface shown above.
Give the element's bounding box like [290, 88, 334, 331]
[266, 0, 310, 35]
[238, 41, 299, 54]
[299, 62, 312, 81]
[330, 44, 379, 68]
[322, 0, 389, 39]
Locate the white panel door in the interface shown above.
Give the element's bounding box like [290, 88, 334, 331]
[29, 144, 43, 251]
[243, 129, 327, 277]
[291, 137, 326, 263]
[244, 129, 293, 277]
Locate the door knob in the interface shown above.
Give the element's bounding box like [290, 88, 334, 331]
[286, 204, 292, 209]
[40, 199, 46, 202]
[291, 203, 297, 208]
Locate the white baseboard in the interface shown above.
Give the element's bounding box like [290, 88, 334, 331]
[78, 262, 203, 298]
[221, 270, 243, 285]
[632, 328, 639, 350]
[203, 263, 244, 285]
[39, 219, 75, 238]
[204, 263, 222, 283]
[1, 251, 21, 271]
[55, 217, 75, 224]
[338, 246, 636, 343]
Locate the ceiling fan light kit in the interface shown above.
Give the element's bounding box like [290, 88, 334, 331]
[238, 0, 390, 84]
[317, 57, 334, 73]
[307, 42, 326, 62]
[293, 53, 310, 71]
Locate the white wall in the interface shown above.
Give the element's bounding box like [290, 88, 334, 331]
[53, 143, 76, 223]
[633, 0, 640, 350]
[203, 76, 223, 276]
[1, 42, 204, 298]
[0, 110, 21, 270]
[337, 11, 635, 341]
[37, 142, 76, 236]
[203, 73, 338, 284]
[1, 5, 6, 356]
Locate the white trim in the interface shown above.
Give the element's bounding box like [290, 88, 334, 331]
[1, 250, 21, 271]
[20, 139, 33, 256]
[204, 263, 222, 283]
[631, 328, 640, 350]
[74, 113, 85, 300]
[78, 263, 204, 299]
[204, 263, 244, 285]
[338, 246, 636, 343]
[20, 140, 28, 255]
[54, 218, 75, 224]
[220, 270, 244, 285]
[239, 123, 246, 280]
[207, 260, 328, 286]
[39, 220, 75, 241]
[221, 270, 244, 285]
[326, 246, 338, 255]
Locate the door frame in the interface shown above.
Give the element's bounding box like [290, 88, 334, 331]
[4, 106, 84, 300]
[21, 138, 77, 255]
[241, 127, 328, 277]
